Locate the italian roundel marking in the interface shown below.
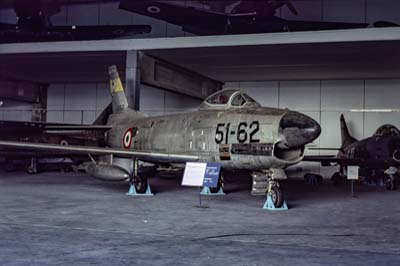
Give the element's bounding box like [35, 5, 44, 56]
[123, 128, 133, 149]
[147, 6, 161, 14]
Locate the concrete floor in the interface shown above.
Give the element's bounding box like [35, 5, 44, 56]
[0, 170, 399, 266]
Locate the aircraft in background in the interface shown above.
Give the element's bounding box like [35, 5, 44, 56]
[119, 0, 370, 35]
[0, 0, 151, 43]
[0, 65, 320, 208]
[305, 114, 400, 190]
[0, 104, 112, 173]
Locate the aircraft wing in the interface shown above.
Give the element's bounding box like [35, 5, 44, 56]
[0, 120, 112, 135]
[0, 0, 118, 9]
[119, 0, 369, 35]
[303, 155, 351, 166]
[0, 24, 152, 43]
[49, 25, 152, 39]
[303, 155, 382, 168]
[119, 0, 230, 35]
[282, 19, 368, 32]
[0, 140, 199, 163]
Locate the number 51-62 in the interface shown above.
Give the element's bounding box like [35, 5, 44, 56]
[215, 121, 260, 144]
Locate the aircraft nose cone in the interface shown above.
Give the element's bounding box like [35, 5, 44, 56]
[279, 111, 321, 148]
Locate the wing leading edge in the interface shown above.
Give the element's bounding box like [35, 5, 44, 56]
[0, 140, 199, 163]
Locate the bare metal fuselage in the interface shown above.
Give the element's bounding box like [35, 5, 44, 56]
[106, 106, 304, 171]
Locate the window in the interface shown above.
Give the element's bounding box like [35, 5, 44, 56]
[231, 94, 246, 106]
[206, 90, 237, 105]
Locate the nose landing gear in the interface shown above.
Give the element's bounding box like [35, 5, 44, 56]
[267, 180, 284, 208]
[252, 170, 288, 210]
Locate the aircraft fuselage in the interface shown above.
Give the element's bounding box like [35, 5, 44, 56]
[106, 107, 318, 171]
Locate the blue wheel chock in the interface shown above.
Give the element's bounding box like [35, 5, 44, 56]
[263, 195, 288, 211]
[126, 184, 154, 196]
[200, 186, 225, 196]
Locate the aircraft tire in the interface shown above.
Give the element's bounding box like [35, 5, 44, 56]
[269, 186, 283, 208]
[134, 175, 148, 194]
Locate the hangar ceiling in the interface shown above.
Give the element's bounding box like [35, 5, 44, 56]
[0, 39, 399, 84]
[146, 40, 400, 81]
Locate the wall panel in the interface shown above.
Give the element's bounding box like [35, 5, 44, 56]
[99, 2, 132, 25]
[323, 0, 366, 23]
[279, 81, 320, 110]
[281, 0, 322, 21]
[365, 79, 400, 109]
[366, 0, 400, 24]
[240, 81, 279, 108]
[321, 80, 364, 111]
[64, 84, 97, 111]
[67, 4, 99, 25]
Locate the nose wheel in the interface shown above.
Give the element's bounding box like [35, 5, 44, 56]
[268, 185, 284, 208]
[267, 180, 284, 208]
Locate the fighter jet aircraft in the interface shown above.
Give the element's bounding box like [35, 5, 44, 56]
[305, 114, 400, 190]
[119, 0, 369, 35]
[0, 0, 151, 43]
[0, 65, 320, 207]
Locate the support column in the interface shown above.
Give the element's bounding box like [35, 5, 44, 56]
[125, 50, 141, 111]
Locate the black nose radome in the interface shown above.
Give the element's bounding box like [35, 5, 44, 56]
[278, 111, 321, 149]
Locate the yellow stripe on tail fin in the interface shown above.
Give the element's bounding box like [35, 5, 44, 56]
[109, 66, 125, 93]
[108, 65, 128, 113]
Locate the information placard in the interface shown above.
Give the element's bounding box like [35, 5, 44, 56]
[347, 166, 359, 180]
[203, 163, 221, 188]
[182, 162, 207, 187]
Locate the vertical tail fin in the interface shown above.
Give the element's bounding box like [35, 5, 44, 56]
[108, 65, 129, 114]
[92, 103, 112, 125]
[340, 114, 357, 148]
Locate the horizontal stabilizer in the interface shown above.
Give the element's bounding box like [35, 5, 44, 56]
[44, 125, 112, 131]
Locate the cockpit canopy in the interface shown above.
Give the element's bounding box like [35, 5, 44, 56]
[374, 124, 400, 137]
[199, 89, 260, 110]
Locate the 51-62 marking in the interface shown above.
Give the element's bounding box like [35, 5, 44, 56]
[215, 121, 260, 144]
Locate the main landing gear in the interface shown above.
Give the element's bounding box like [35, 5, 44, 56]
[384, 167, 398, 191]
[27, 157, 38, 175]
[126, 159, 153, 196]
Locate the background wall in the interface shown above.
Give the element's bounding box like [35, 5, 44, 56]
[46, 83, 201, 124]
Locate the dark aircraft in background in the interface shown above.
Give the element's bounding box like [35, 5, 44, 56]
[119, 0, 370, 35]
[0, 65, 321, 208]
[305, 114, 400, 190]
[0, 104, 112, 173]
[0, 0, 151, 43]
